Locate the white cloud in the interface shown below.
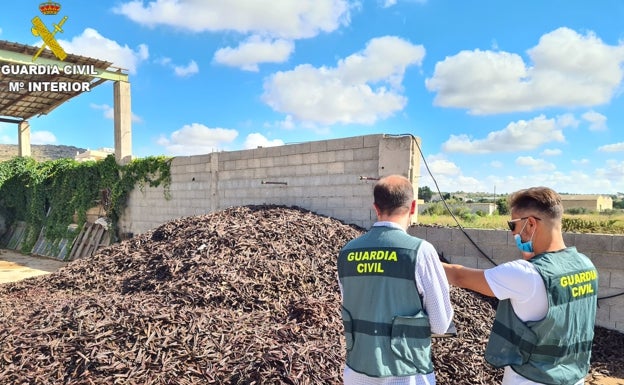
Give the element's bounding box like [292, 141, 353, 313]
[156, 57, 199, 77]
[157, 57, 172, 66]
[90, 103, 114, 119]
[427, 157, 461, 176]
[157, 123, 238, 155]
[381, 0, 426, 6]
[58, 28, 149, 74]
[598, 142, 624, 152]
[572, 159, 590, 165]
[442, 115, 566, 154]
[541, 148, 562, 156]
[173, 60, 199, 77]
[582, 110, 607, 131]
[482, 158, 622, 194]
[419, 154, 623, 195]
[262, 36, 425, 125]
[214, 36, 294, 72]
[599, 160, 624, 184]
[425, 27, 624, 114]
[418, 155, 487, 193]
[31, 131, 57, 145]
[113, 0, 351, 39]
[486, 171, 616, 195]
[90, 103, 143, 123]
[556, 113, 579, 129]
[243, 133, 285, 149]
[490, 160, 503, 168]
[0, 123, 52, 145]
[515, 156, 556, 172]
[277, 115, 296, 130]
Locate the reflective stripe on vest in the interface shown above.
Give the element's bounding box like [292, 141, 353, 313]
[485, 248, 597, 385]
[338, 227, 433, 377]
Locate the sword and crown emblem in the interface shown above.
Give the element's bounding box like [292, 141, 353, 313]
[31, 1, 67, 61]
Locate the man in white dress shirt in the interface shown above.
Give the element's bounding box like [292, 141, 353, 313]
[338, 175, 454, 385]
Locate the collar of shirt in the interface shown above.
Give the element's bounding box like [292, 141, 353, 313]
[372, 221, 405, 232]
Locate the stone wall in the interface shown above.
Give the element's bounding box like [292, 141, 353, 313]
[408, 226, 624, 333]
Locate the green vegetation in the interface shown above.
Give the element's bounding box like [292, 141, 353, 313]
[418, 186, 433, 202]
[418, 211, 624, 234]
[0, 155, 172, 253]
[417, 187, 624, 234]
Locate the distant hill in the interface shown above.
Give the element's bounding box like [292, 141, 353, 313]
[0, 144, 87, 162]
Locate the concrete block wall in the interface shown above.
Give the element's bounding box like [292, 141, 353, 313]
[408, 226, 624, 333]
[119, 134, 420, 235]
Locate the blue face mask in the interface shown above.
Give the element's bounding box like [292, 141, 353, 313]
[514, 233, 533, 253]
[514, 220, 535, 253]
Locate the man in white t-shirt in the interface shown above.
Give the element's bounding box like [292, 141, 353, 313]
[443, 186, 597, 385]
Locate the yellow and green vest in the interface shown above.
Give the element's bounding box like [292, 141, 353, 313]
[338, 226, 432, 377]
[485, 247, 598, 385]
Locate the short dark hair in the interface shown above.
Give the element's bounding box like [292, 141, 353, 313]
[508, 186, 563, 220]
[373, 175, 413, 215]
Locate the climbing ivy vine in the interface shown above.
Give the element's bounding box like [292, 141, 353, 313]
[0, 155, 171, 253]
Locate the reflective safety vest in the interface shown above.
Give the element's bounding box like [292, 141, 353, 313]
[337, 226, 432, 377]
[485, 247, 598, 385]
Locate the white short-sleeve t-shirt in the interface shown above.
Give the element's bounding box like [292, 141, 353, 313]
[484, 260, 584, 385]
[484, 260, 547, 322]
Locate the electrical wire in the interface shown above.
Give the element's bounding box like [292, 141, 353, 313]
[384, 133, 498, 266]
[383, 134, 624, 302]
[597, 291, 624, 300]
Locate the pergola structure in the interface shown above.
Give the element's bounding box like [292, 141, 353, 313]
[0, 40, 132, 164]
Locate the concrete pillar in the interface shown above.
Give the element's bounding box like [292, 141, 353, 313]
[114, 81, 132, 165]
[18, 120, 31, 157]
[409, 136, 422, 224]
[378, 134, 421, 223]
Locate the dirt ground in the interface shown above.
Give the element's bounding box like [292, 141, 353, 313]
[0, 249, 621, 384]
[589, 378, 624, 385]
[0, 248, 67, 284]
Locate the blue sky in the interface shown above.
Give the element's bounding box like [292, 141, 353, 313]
[1, 0, 623, 194]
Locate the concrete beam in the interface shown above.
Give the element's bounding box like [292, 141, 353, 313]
[0, 117, 22, 124]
